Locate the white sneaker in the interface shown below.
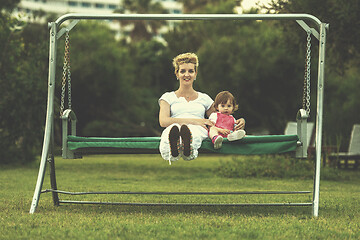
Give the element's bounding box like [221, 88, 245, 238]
[213, 135, 223, 149]
[227, 130, 246, 141]
[169, 154, 181, 165]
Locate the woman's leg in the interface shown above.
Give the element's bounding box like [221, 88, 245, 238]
[181, 124, 208, 161]
[159, 123, 181, 164]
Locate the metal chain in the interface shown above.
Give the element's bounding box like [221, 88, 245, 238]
[60, 30, 71, 116]
[67, 38, 72, 110]
[302, 31, 311, 116]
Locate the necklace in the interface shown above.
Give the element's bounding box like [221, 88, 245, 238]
[176, 90, 196, 100]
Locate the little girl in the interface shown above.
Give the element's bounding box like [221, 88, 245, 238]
[208, 91, 246, 149]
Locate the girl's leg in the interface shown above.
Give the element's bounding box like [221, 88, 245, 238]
[227, 129, 246, 141]
[208, 126, 223, 149]
[208, 126, 219, 139]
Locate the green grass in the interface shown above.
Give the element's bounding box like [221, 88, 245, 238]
[0, 154, 359, 239]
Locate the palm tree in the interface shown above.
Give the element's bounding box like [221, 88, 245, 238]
[115, 0, 168, 42]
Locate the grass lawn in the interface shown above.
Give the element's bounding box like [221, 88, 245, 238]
[0, 154, 359, 239]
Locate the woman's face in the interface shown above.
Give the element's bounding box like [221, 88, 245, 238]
[176, 63, 197, 86]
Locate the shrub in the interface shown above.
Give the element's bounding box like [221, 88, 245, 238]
[215, 155, 358, 180]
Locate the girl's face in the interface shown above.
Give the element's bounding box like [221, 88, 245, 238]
[217, 99, 234, 115]
[176, 63, 197, 86]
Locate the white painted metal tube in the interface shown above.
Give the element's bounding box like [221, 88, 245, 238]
[29, 22, 58, 214]
[312, 23, 327, 217]
[54, 13, 323, 29]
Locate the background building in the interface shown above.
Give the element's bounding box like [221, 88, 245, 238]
[15, 0, 183, 40]
[16, 0, 182, 16]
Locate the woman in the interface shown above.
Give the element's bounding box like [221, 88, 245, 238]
[158, 53, 245, 164]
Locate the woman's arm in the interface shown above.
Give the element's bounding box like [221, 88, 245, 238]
[206, 103, 216, 118]
[234, 118, 246, 130]
[159, 100, 214, 129]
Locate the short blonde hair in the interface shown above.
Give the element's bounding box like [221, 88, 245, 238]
[172, 52, 199, 74]
[214, 91, 239, 113]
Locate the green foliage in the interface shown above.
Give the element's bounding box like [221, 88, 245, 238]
[181, 0, 236, 13]
[215, 155, 357, 181]
[63, 21, 169, 137]
[324, 65, 360, 149]
[266, 0, 360, 149]
[216, 155, 314, 179]
[0, 0, 20, 11]
[0, 14, 47, 164]
[268, 0, 360, 72]
[116, 0, 168, 41]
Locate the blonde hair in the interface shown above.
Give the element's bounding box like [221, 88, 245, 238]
[172, 52, 199, 74]
[214, 91, 239, 113]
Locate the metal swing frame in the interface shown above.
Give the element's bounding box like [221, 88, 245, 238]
[30, 13, 328, 216]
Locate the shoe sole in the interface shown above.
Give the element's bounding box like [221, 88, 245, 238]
[227, 130, 246, 141]
[180, 125, 192, 157]
[169, 126, 180, 157]
[214, 136, 223, 149]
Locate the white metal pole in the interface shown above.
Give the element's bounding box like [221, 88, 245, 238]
[29, 22, 57, 214]
[313, 23, 327, 217]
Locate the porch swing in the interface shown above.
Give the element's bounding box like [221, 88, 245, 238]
[30, 14, 328, 216]
[60, 29, 310, 159]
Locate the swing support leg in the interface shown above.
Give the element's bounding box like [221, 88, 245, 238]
[49, 155, 59, 206]
[312, 23, 327, 217]
[30, 22, 58, 214]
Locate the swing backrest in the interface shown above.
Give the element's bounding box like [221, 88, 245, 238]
[348, 124, 360, 154]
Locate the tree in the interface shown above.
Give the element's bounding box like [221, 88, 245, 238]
[115, 0, 168, 42]
[266, 0, 360, 149]
[165, 0, 238, 54]
[0, 14, 48, 164]
[266, 0, 360, 72]
[62, 21, 163, 137]
[0, 0, 20, 11]
[181, 0, 240, 13]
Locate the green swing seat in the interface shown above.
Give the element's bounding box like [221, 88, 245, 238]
[67, 134, 299, 155]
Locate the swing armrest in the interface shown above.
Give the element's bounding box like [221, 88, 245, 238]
[61, 109, 81, 159]
[61, 109, 77, 121]
[296, 109, 309, 158]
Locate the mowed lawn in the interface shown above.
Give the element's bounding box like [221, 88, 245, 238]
[0, 154, 359, 239]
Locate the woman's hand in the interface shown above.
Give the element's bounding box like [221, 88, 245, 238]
[235, 118, 245, 131]
[195, 119, 214, 129]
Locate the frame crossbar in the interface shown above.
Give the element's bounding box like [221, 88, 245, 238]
[59, 201, 313, 207]
[42, 189, 311, 195]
